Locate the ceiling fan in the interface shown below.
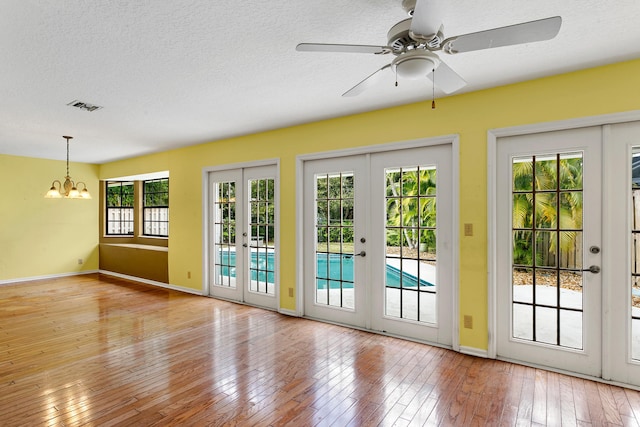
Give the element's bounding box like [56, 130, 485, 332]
[296, 0, 561, 97]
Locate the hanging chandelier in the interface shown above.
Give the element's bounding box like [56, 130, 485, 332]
[45, 136, 91, 199]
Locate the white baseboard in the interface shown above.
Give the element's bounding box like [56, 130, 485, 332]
[278, 308, 300, 317]
[0, 270, 99, 286]
[459, 346, 490, 358]
[98, 270, 203, 295]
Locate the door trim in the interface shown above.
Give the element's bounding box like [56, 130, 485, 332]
[487, 110, 640, 368]
[201, 159, 280, 307]
[296, 135, 460, 350]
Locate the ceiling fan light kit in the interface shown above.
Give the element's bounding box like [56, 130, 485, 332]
[296, 0, 561, 97]
[392, 50, 438, 80]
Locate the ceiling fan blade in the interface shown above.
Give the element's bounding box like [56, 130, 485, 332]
[427, 62, 466, 94]
[442, 16, 562, 54]
[410, 0, 444, 39]
[342, 64, 392, 97]
[296, 43, 390, 54]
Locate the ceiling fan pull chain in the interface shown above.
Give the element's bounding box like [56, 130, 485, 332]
[431, 68, 436, 109]
[395, 68, 398, 87]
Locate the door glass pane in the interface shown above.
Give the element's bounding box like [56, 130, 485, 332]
[214, 181, 236, 288]
[384, 166, 437, 324]
[248, 178, 275, 295]
[511, 152, 584, 349]
[631, 148, 640, 360]
[314, 172, 355, 309]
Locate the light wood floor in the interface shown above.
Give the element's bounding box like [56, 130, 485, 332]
[2, 275, 640, 426]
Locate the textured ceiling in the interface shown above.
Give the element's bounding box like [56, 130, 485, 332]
[1, 0, 640, 164]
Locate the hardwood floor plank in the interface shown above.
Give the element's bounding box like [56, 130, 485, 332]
[397, 381, 436, 423]
[584, 377, 608, 425]
[474, 364, 502, 421]
[532, 369, 548, 425]
[572, 377, 593, 424]
[494, 364, 524, 425]
[598, 382, 625, 425]
[612, 385, 636, 422]
[344, 400, 385, 427]
[377, 401, 408, 427]
[3, 274, 640, 426]
[456, 390, 482, 426]
[424, 354, 468, 425]
[625, 387, 640, 422]
[622, 414, 640, 427]
[545, 371, 562, 426]
[516, 365, 536, 424]
[558, 374, 578, 426]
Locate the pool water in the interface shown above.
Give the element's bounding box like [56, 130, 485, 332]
[218, 250, 434, 289]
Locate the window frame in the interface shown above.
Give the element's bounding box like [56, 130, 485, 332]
[105, 181, 135, 236]
[142, 178, 169, 238]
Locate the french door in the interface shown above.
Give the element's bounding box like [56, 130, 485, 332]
[208, 165, 278, 310]
[303, 155, 368, 327]
[496, 127, 603, 377]
[607, 121, 640, 386]
[303, 144, 454, 346]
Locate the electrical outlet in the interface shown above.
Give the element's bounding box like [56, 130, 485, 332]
[464, 315, 473, 329]
[187, 271, 191, 279]
[288, 288, 294, 297]
[77, 258, 83, 265]
[464, 223, 473, 236]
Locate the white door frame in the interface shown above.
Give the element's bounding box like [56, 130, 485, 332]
[302, 155, 369, 327]
[202, 159, 280, 310]
[606, 121, 640, 386]
[494, 127, 603, 376]
[488, 110, 640, 378]
[369, 145, 454, 345]
[296, 135, 460, 350]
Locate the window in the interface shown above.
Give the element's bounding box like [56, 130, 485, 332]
[511, 152, 584, 349]
[143, 178, 169, 237]
[106, 181, 134, 235]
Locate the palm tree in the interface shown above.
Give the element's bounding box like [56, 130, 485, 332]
[512, 155, 583, 268]
[386, 168, 437, 250]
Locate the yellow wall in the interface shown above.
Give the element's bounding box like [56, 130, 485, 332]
[0, 155, 99, 281]
[5, 60, 640, 349]
[99, 58, 640, 351]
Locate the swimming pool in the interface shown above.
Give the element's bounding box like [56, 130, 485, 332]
[217, 250, 435, 289]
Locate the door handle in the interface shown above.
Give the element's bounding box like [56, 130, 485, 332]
[583, 265, 600, 274]
[242, 243, 248, 247]
[353, 250, 366, 257]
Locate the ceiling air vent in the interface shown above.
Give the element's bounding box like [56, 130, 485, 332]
[67, 100, 103, 112]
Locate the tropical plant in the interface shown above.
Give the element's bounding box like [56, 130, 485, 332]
[143, 178, 169, 206]
[249, 178, 275, 244]
[386, 168, 436, 250]
[512, 155, 583, 268]
[315, 174, 354, 252]
[106, 181, 134, 207]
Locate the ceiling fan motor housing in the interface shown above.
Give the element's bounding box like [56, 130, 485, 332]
[388, 17, 442, 52]
[392, 50, 439, 80]
[387, 18, 414, 51]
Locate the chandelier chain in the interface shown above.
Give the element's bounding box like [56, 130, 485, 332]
[66, 137, 70, 177]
